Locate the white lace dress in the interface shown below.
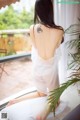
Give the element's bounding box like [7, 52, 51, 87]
[31, 46, 61, 95]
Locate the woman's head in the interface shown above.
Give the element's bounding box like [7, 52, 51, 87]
[34, 0, 54, 27]
[34, 0, 63, 31]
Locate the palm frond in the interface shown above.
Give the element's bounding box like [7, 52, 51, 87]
[65, 24, 80, 34]
[47, 19, 80, 117]
[48, 78, 80, 116]
[66, 38, 80, 49]
[68, 53, 80, 69]
[70, 33, 80, 36]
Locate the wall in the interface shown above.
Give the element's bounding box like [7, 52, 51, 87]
[0, 35, 32, 55]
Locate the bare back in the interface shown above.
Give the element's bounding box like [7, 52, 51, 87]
[30, 24, 64, 60]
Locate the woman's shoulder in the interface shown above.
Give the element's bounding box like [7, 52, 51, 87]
[30, 24, 37, 35]
[51, 27, 64, 36]
[30, 24, 39, 29]
[30, 24, 44, 34]
[30, 24, 39, 33]
[30, 24, 34, 30]
[29, 25, 35, 41]
[56, 28, 64, 35]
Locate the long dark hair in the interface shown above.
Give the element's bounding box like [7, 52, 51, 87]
[34, 0, 64, 31]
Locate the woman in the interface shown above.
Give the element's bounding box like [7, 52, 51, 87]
[30, 0, 64, 119]
[7, 0, 64, 119]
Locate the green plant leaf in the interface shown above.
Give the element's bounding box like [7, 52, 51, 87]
[48, 78, 80, 116]
[65, 24, 80, 34]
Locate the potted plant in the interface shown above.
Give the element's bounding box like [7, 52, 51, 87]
[48, 18, 80, 115]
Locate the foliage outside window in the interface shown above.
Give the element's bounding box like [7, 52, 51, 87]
[0, 5, 34, 30]
[0, 5, 33, 56]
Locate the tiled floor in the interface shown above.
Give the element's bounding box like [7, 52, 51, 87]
[0, 58, 35, 101]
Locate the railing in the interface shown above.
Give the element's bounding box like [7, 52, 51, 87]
[0, 29, 32, 107]
[0, 29, 29, 35]
[0, 87, 37, 111]
[0, 52, 31, 63]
